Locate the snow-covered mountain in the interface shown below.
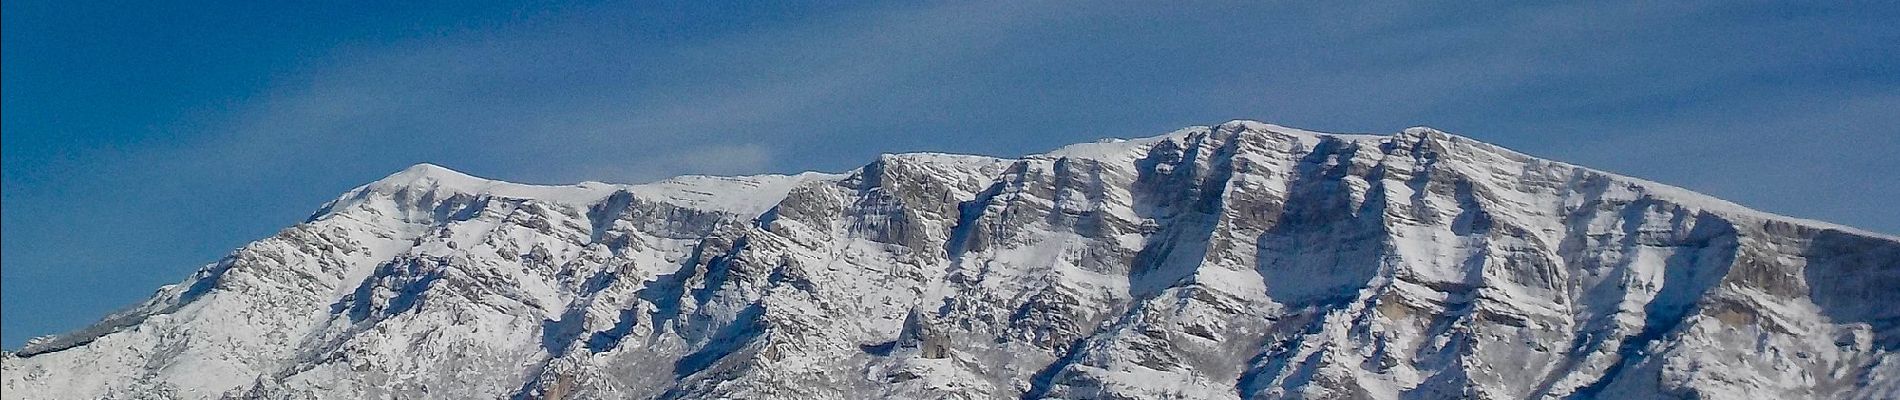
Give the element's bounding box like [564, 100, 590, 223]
[5, 121, 1897, 399]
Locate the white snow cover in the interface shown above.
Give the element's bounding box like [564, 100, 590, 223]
[5, 121, 1898, 400]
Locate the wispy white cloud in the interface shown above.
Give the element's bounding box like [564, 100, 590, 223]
[129, 2, 1061, 186]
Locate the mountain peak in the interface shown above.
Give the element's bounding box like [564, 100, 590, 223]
[397, 162, 465, 177]
[366, 162, 492, 192]
[308, 163, 621, 222]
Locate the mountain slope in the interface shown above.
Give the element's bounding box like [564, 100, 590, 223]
[5, 121, 1897, 399]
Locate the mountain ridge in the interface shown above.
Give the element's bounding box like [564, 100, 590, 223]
[6, 120, 1897, 399]
[308, 122, 1895, 242]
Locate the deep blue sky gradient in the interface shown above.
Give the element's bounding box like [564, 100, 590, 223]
[5, 2, 1899, 347]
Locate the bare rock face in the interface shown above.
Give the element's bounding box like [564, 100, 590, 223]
[5, 121, 1897, 399]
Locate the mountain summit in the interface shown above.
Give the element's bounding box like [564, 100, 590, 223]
[6, 121, 1897, 399]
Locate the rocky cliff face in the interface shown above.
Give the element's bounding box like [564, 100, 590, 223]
[5, 121, 1897, 399]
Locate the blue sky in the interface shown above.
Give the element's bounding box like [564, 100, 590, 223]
[4, 2, 1897, 347]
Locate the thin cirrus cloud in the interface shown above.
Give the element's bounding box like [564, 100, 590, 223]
[168, 2, 1052, 184]
[2, 2, 1897, 347]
